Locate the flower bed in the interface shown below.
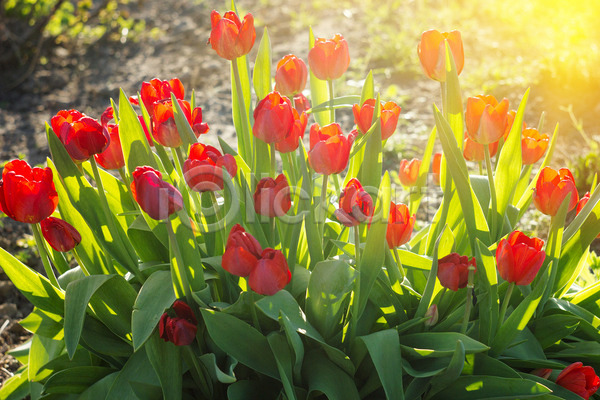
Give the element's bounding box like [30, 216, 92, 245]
[1, 3, 600, 400]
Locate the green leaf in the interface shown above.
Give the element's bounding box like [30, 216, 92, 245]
[105, 347, 159, 399]
[400, 333, 489, 359]
[201, 309, 279, 379]
[415, 225, 450, 319]
[521, 373, 586, 400]
[358, 94, 382, 191]
[42, 367, 114, 394]
[0, 368, 30, 400]
[198, 353, 237, 384]
[475, 239, 499, 345]
[28, 334, 64, 382]
[78, 373, 118, 400]
[490, 271, 549, 356]
[267, 333, 297, 400]
[358, 330, 404, 400]
[118, 88, 158, 172]
[308, 95, 362, 114]
[429, 340, 465, 391]
[0, 246, 64, 315]
[533, 314, 579, 348]
[64, 275, 113, 359]
[302, 350, 360, 400]
[170, 92, 197, 149]
[231, 54, 253, 164]
[356, 172, 391, 317]
[146, 331, 182, 400]
[132, 270, 176, 351]
[443, 41, 464, 145]
[252, 27, 272, 101]
[428, 375, 550, 399]
[462, 353, 521, 378]
[227, 380, 281, 400]
[88, 274, 137, 341]
[309, 26, 330, 126]
[359, 71, 374, 106]
[410, 126, 437, 215]
[297, 140, 323, 267]
[169, 212, 206, 295]
[434, 106, 491, 248]
[20, 308, 64, 340]
[305, 259, 356, 340]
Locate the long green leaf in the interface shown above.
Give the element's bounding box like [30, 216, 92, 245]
[428, 375, 550, 399]
[267, 333, 297, 400]
[474, 239, 499, 345]
[358, 330, 404, 400]
[410, 126, 437, 215]
[253, 27, 272, 100]
[146, 332, 182, 400]
[302, 350, 360, 400]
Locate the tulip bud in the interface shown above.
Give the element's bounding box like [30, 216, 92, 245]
[275, 54, 308, 97]
[274, 109, 307, 154]
[191, 107, 210, 138]
[222, 224, 263, 277]
[533, 167, 579, 216]
[431, 152, 442, 185]
[50, 109, 110, 163]
[209, 10, 256, 60]
[308, 34, 350, 81]
[417, 30, 464, 82]
[496, 231, 545, 286]
[293, 93, 310, 114]
[40, 217, 82, 252]
[521, 128, 549, 165]
[253, 92, 295, 144]
[556, 362, 600, 400]
[398, 158, 421, 187]
[130, 166, 183, 220]
[0, 160, 58, 224]
[151, 99, 192, 148]
[159, 300, 198, 346]
[248, 248, 292, 296]
[386, 202, 415, 248]
[424, 304, 439, 327]
[254, 174, 292, 218]
[463, 134, 499, 162]
[437, 253, 476, 291]
[531, 369, 552, 380]
[465, 95, 510, 145]
[140, 78, 185, 118]
[334, 178, 373, 227]
[308, 123, 351, 175]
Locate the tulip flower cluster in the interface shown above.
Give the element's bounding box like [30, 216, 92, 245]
[2, 5, 600, 400]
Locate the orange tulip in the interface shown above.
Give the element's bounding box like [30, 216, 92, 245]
[533, 167, 579, 216]
[334, 178, 373, 227]
[465, 95, 509, 145]
[209, 10, 256, 60]
[521, 128, 549, 165]
[274, 109, 307, 154]
[398, 158, 421, 187]
[431, 152, 442, 185]
[308, 34, 350, 81]
[308, 123, 351, 175]
[417, 30, 464, 82]
[463, 134, 499, 162]
[386, 202, 415, 248]
[352, 99, 401, 140]
[253, 92, 294, 144]
[577, 192, 600, 238]
[274, 54, 308, 97]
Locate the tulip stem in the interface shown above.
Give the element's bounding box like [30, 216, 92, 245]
[478, 161, 483, 176]
[499, 282, 515, 326]
[182, 346, 212, 400]
[354, 226, 361, 265]
[208, 191, 225, 253]
[32, 223, 60, 288]
[484, 145, 498, 239]
[89, 158, 137, 279]
[118, 167, 129, 187]
[231, 60, 253, 166]
[328, 79, 335, 122]
[250, 290, 262, 333]
[319, 174, 329, 238]
[393, 247, 406, 282]
[460, 262, 476, 334]
[269, 144, 276, 177]
[286, 152, 297, 186]
[166, 216, 193, 304]
[72, 249, 90, 276]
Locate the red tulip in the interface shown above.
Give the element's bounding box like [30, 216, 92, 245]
[437, 253, 476, 291]
[0, 160, 58, 224]
[130, 166, 183, 220]
[308, 123, 351, 175]
[521, 128, 549, 165]
[253, 92, 294, 144]
[398, 158, 421, 187]
[556, 362, 600, 400]
[248, 248, 291, 296]
[417, 30, 464, 82]
[352, 99, 401, 140]
[40, 217, 81, 252]
[50, 109, 109, 163]
[151, 99, 192, 148]
[275, 54, 308, 97]
[533, 167, 579, 216]
[496, 231, 545, 286]
[334, 178, 373, 227]
[274, 109, 307, 153]
[293, 93, 310, 114]
[159, 300, 198, 346]
[465, 95, 510, 145]
[254, 174, 292, 218]
[209, 10, 256, 60]
[386, 202, 415, 248]
[576, 192, 600, 239]
[94, 124, 125, 170]
[183, 143, 237, 192]
[463, 134, 499, 162]
[140, 78, 185, 117]
[432, 152, 442, 185]
[308, 34, 350, 81]
[222, 224, 263, 277]
[191, 106, 209, 138]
